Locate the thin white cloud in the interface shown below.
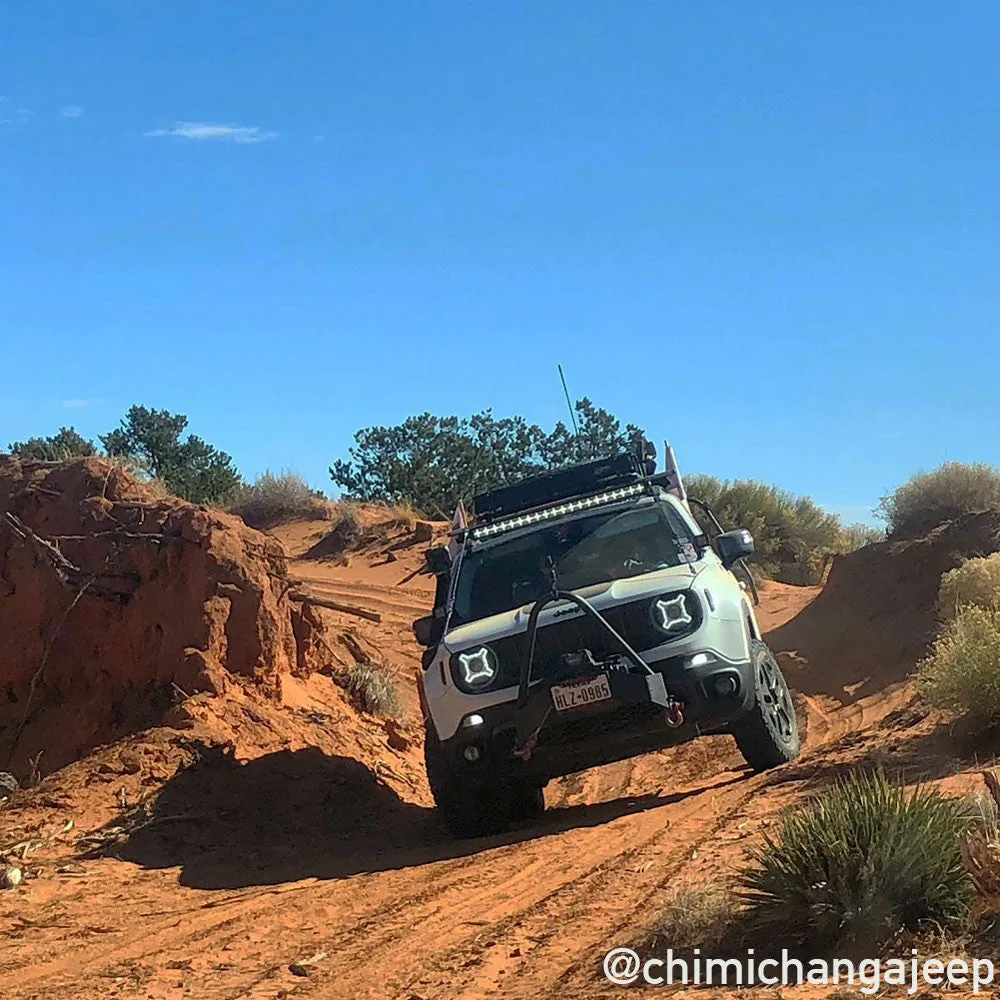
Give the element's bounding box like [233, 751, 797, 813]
[144, 121, 278, 144]
[61, 398, 102, 410]
[60, 105, 84, 119]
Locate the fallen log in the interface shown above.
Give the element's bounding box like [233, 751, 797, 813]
[289, 589, 382, 624]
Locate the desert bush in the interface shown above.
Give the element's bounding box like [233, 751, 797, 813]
[877, 462, 1000, 538]
[962, 792, 1000, 899]
[387, 501, 420, 530]
[228, 470, 332, 528]
[838, 522, 884, 550]
[685, 475, 845, 585]
[339, 661, 401, 718]
[739, 771, 973, 948]
[330, 503, 363, 544]
[938, 553, 1000, 622]
[648, 886, 735, 951]
[918, 604, 1000, 721]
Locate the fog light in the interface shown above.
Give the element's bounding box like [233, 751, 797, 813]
[463, 745, 481, 762]
[712, 675, 738, 697]
[462, 714, 485, 728]
[689, 652, 712, 668]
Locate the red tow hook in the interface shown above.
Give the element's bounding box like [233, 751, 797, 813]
[664, 701, 685, 728]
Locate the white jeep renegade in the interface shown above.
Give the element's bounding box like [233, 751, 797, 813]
[412, 445, 800, 838]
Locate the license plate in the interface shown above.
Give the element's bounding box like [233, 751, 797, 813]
[551, 674, 612, 711]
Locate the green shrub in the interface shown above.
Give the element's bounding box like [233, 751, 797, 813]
[877, 462, 1000, 537]
[339, 661, 401, 718]
[739, 771, 973, 948]
[8, 426, 96, 461]
[228, 470, 333, 528]
[685, 475, 845, 585]
[918, 604, 1000, 721]
[839, 522, 885, 551]
[938, 553, 1000, 621]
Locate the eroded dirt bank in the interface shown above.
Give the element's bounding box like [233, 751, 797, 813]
[2, 483, 1000, 1000]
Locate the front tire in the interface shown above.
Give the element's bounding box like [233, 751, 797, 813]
[424, 723, 510, 838]
[734, 640, 800, 771]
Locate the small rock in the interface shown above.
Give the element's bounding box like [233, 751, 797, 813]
[413, 521, 434, 543]
[384, 551, 398, 563]
[510, 947, 522, 957]
[288, 963, 313, 978]
[2, 867, 23, 889]
[0, 772, 19, 797]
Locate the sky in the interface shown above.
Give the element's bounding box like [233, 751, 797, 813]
[2, 2, 999, 525]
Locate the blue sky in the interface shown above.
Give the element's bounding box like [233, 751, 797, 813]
[3, 2, 999, 524]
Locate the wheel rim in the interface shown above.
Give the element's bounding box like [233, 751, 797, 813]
[757, 654, 796, 744]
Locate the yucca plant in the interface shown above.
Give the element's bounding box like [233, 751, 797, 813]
[739, 771, 974, 949]
[339, 661, 402, 718]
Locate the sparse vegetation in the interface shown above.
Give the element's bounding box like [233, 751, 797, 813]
[739, 771, 974, 949]
[938, 553, 1000, 621]
[330, 503, 364, 546]
[648, 886, 735, 951]
[685, 475, 875, 585]
[918, 604, 1000, 722]
[877, 462, 1000, 538]
[339, 661, 402, 718]
[228, 470, 333, 528]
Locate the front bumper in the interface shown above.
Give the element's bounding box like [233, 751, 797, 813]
[437, 650, 755, 789]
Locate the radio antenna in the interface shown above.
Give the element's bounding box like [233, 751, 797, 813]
[557, 364, 581, 448]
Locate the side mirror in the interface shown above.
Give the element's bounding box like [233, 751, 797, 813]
[425, 546, 451, 575]
[413, 615, 438, 647]
[716, 529, 754, 570]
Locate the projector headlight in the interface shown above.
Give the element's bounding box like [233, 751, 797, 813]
[651, 592, 696, 636]
[455, 646, 499, 690]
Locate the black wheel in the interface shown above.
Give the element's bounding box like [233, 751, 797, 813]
[508, 783, 545, 824]
[423, 722, 510, 838]
[734, 640, 800, 771]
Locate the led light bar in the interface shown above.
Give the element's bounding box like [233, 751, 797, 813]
[470, 483, 647, 540]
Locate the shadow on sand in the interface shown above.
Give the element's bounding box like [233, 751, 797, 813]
[99, 742, 747, 889]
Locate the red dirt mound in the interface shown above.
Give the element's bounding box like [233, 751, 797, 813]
[0, 457, 334, 779]
[768, 509, 1000, 707]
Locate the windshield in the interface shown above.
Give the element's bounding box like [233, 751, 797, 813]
[451, 501, 698, 625]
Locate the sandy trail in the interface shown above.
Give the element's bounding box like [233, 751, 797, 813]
[1, 516, 973, 1000]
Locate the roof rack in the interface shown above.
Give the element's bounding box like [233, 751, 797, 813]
[472, 451, 648, 524]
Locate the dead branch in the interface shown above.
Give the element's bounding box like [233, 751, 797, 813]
[2, 512, 138, 602]
[288, 589, 382, 623]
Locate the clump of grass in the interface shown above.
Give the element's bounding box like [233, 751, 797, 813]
[339, 661, 401, 718]
[739, 771, 974, 949]
[648, 886, 735, 951]
[918, 604, 1000, 722]
[387, 501, 421, 530]
[228, 470, 333, 528]
[877, 462, 1000, 538]
[939, 553, 1000, 622]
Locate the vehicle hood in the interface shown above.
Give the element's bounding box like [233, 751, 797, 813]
[443, 561, 703, 651]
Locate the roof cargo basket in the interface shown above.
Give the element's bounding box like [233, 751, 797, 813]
[472, 452, 647, 523]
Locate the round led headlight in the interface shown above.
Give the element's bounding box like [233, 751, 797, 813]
[456, 646, 499, 689]
[651, 592, 694, 634]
